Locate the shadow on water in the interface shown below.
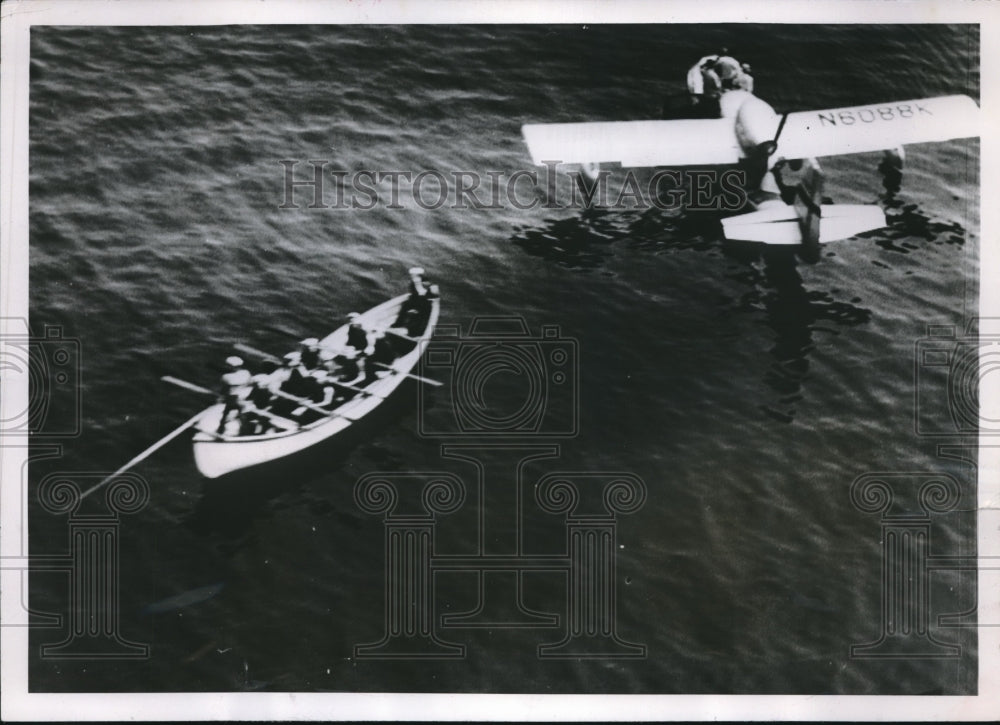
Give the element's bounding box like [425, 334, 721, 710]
[723, 243, 871, 423]
[510, 206, 874, 423]
[509, 209, 619, 272]
[875, 195, 968, 255]
[872, 165, 968, 255]
[510, 206, 722, 272]
[186, 380, 418, 539]
[510, 187, 968, 423]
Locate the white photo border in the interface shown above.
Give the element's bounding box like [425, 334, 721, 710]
[2, 0, 997, 720]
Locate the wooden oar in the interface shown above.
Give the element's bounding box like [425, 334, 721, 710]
[237, 338, 442, 389]
[269, 387, 343, 417]
[239, 340, 361, 367]
[80, 410, 206, 500]
[162, 376, 217, 397]
[384, 328, 421, 344]
[371, 361, 443, 387]
[161, 376, 297, 431]
[234, 343, 282, 365]
[234, 342, 386, 399]
[332, 378, 385, 398]
[318, 331, 443, 387]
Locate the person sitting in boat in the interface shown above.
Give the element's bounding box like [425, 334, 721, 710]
[685, 52, 753, 117]
[395, 309, 423, 341]
[395, 266, 432, 328]
[266, 350, 317, 420]
[333, 346, 365, 387]
[300, 337, 322, 370]
[407, 266, 427, 298]
[218, 355, 252, 434]
[243, 371, 277, 435]
[279, 367, 337, 422]
[372, 331, 398, 366]
[317, 347, 359, 397]
[319, 347, 339, 375]
[310, 369, 338, 408]
[407, 281, 438, 335]
[346, 312, 370, 354]
[283, 351, 318, 398]
[362, 332, 399, 384]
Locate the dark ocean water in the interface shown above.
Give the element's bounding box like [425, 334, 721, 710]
[27, 24, 979, 694]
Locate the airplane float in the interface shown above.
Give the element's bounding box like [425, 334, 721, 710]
[521, 89, 980, 248]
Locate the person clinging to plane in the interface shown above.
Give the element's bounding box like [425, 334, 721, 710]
[686, 52, 754, 118]
[522, 51, 980, 252]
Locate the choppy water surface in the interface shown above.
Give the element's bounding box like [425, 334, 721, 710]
[27, 24, 979, 694]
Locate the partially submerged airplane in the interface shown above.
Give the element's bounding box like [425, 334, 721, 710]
[521, 90, 979, 248]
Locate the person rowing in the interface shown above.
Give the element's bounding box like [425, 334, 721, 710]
[319, 346, 339, 375]
[361, 333, 391, 385]
[294, 368, 336, 410]
[267, 350, 319, 419]
[300, 337, 321, 370]
[371, 331, 398, 366]
[218, 355, 252, 434]
[346, 312, 370, 354]
[333, 346, 366, 387]
[243, 370, 279, 434]
[317, 345, 360, 387]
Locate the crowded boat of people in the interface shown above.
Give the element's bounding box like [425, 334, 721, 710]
[215, 267, 437, 436]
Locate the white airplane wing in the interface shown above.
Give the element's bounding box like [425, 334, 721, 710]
[520, 118, 741, 167]
[520, 95, 978, 168]
[774, 94, 980, 160]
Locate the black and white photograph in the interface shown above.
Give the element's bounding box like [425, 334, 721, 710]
[1, 0, 998, 720]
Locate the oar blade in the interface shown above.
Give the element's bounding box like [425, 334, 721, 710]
[162, 375, 215, 396]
